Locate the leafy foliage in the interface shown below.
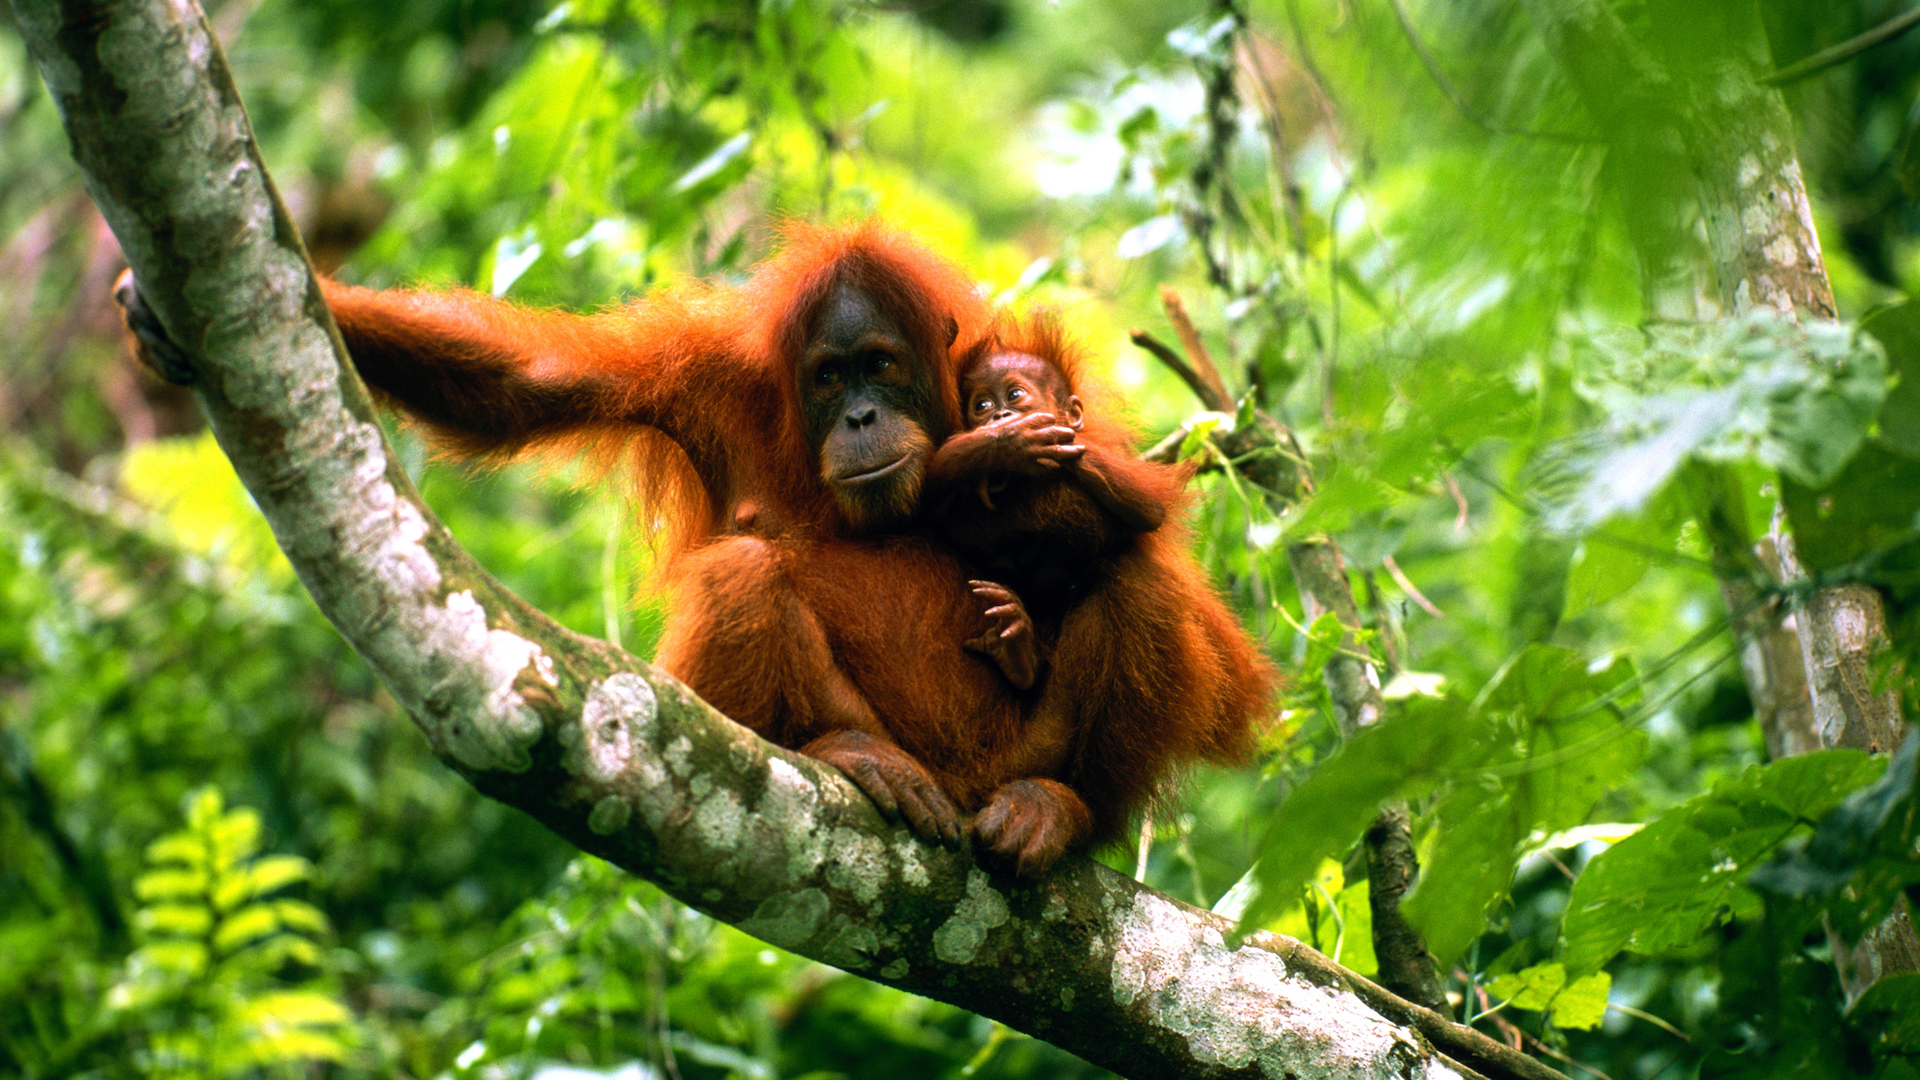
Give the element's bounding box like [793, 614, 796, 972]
[111, 787, 354, 1076]
[1242, 644, 1645, 965]
[1485, 963, 1611, 1032]
[8, 0, 1920, 1076]
[1540, 313, 1887, 533]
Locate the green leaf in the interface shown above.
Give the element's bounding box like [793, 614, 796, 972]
[1331, 879, 1377, 977]
[184, 786, 225, 830]
[1561, 751, 1884, 974]
[1542, 313, 1888, 532]
[1487, 961, 1565, 1009]
[134, 940, 209, 977]
[212, 871, 253, 914]
[137, 903, 213, 938]
[213, 904, 281, 956]
[1406, 647, 1645, 963]
[273, 899, 330, 936]
[135, 868, 209, 901]
[1486, 962, 1609, 1030]
[1296, 609, 1354, 684]
[1179, 411, 1232, 463]
[246, 855, 312, 898]
[1252, 860, 1377, 973]
[208, 806, 263, 878]
[1405, 778, 1521, 964]
[1781, 439, 1920, 574]
[242, 1028, 352, 1066]
[1763, 747, 1890, 820]
[241, 989, 353, 1028]
[1854, 973, 1920, 1054]
[255, 935, 322, 969]
[1552, 971, 1611, 1031]
[1484, 644, 1641, 718]
[145, 833, 207, 868]
[1864, 302, 1920, 456]
[1564, 521, 1668, 618]
[1522, 822, 1643, 857]
[1750, 737, 1920, 936]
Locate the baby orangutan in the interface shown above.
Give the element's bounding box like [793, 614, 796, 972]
[923, 313, 1274, 874]
[930, 342, 1167, 688]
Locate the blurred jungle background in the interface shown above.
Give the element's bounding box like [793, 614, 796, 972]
[8, 0, 1920, 1077]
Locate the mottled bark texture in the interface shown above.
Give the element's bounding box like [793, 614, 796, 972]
[1520, 0, 1917, 1002]
[10, 0, 1538, 1075]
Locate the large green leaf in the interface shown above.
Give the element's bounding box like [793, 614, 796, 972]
[1561, 751, 1885, 974]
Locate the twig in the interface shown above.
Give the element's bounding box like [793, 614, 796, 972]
[1383, 553, 1444, 618]
[1141, 426, 1190, 465]
[1538, 848, 1577, 882]
[1159, 287, 1234, 410]
[1764, 6, 1920, 86]
[1131, 329, 1231, 413]
[1237, 32, 1311, 258]
[1493, 1011, 1615, 1080]
[1609, 1003, 1689, 1042]
[1445, 472, 1471, 533]
[1364, 570, 1407, 675]
[1485, 1009, 1524, 1052]
[1280, 0, 1342, 129]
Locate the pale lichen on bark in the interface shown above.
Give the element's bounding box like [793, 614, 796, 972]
[1108, 889, 1441, 1080]
[933, 869, 1012, 963]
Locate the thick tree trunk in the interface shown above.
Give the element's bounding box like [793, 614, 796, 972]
[9, 0, 1554, 1075]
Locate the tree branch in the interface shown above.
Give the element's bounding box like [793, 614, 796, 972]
[8, 0, 1545, 1075]
[1131, 327, 1232, 414]
[1159, 286, 1235, 412]
[1762, 6, 1920, 87]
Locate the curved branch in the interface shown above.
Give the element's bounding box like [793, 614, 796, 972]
[1763, 6, 1920, 87]
[11, 1, 1560, 1076]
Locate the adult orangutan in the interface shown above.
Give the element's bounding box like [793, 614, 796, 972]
[119, 221, 1271, 875]
[928, 313, 1276, 875]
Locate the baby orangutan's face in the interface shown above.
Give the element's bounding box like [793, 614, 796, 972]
[962, 352, 1082, 431]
